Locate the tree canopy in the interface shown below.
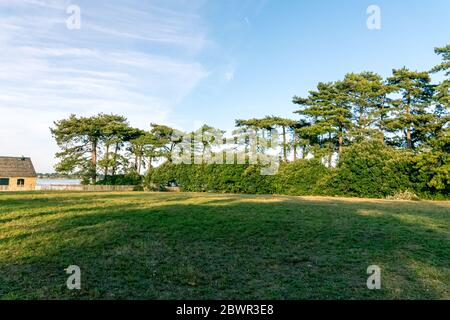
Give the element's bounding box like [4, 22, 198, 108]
[51, 43, 449, 196]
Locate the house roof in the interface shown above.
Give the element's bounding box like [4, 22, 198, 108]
[0, 156, 37, 177]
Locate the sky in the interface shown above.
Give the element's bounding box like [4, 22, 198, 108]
[0, 0, 449, 172]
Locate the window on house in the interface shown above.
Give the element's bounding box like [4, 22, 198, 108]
[17, 179, 25, 186]
[0, 178, 9, 186]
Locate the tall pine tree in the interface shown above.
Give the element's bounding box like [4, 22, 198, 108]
[293, 81, 352, 157]
[386, 68, 434, 149]
[341, 72, 389, 141]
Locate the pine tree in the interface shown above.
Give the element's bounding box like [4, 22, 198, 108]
[431, 45, 450, 75]
[97, 114, 129, 178]
[340, 72, 389, 141]
[386, 68, 434, 149]
[293, 81, 352, 159]
[431, 45, 450, 137]
[150, 124, 183, 163]
[51, 114, 101, 183]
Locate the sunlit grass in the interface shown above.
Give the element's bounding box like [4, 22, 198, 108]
[0, 191, 448, 299]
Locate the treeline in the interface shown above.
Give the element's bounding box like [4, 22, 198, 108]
[51, 115, 179, 184]
[52, 44, 449, 197]
[146, 139, 446, 199]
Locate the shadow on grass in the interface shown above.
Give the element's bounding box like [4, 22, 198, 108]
[0, 192, 448, 300]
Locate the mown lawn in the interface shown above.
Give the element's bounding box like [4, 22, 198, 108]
[0, 191, 448, 300]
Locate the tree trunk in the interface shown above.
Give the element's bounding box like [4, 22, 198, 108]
[112, 143, 119, 176]
[293, 132, 298, 161]
[406, 128, 412, 149]
[259, 129, 265, 154]
[380, 116, 385, 144]
[135, 154, 139, 172]
[104, 144, 110, 178]
[380, 101, 386, 143]
[202, 144, 206, 165]
[406, 96, 412, 149]
[338, 135, 343, 154]
[359, 107, 364, 129]
[91, 140, 97, 183]
[328, 133, 333, 168]
[137, 155, 142, 175]
[282, 126, 287, 162]
[168, 145, 173, 163]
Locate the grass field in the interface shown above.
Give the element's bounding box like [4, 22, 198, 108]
[0, 191, 449, 300]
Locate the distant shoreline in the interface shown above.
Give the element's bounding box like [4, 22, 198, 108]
[37, 178, 81, 186]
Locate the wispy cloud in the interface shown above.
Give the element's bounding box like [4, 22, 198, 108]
[0, 0, 210, 172]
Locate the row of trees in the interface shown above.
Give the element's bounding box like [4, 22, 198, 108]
[51, 114, 180, 183]
[51, 44, 449, 190]
[231, 47, 448, 164]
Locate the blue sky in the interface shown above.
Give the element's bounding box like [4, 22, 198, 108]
[0, 0, 449, 172]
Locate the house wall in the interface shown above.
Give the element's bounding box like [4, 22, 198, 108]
[0, 177, 37, 191]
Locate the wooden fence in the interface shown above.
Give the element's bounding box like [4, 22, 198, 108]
[0, 186, 36, 192]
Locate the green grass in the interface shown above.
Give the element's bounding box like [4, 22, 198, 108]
[0, 191, 449, 300]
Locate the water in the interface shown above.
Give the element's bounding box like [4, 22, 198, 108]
[37, 179, 81, 186]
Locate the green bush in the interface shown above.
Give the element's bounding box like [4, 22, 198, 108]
[97, 172, 143, 186]
[145, 160, 329, 196]
[412, 129, 450, 198]
[274, 160, 330, 195]
[145, 140, 447, 199]
[326, 140, 416, 198]
[146, 163, 276, 194]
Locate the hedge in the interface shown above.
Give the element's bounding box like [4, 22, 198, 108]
[145, 140, 448, 199]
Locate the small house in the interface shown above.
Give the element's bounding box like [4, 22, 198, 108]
[0, 156, 37, 191]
